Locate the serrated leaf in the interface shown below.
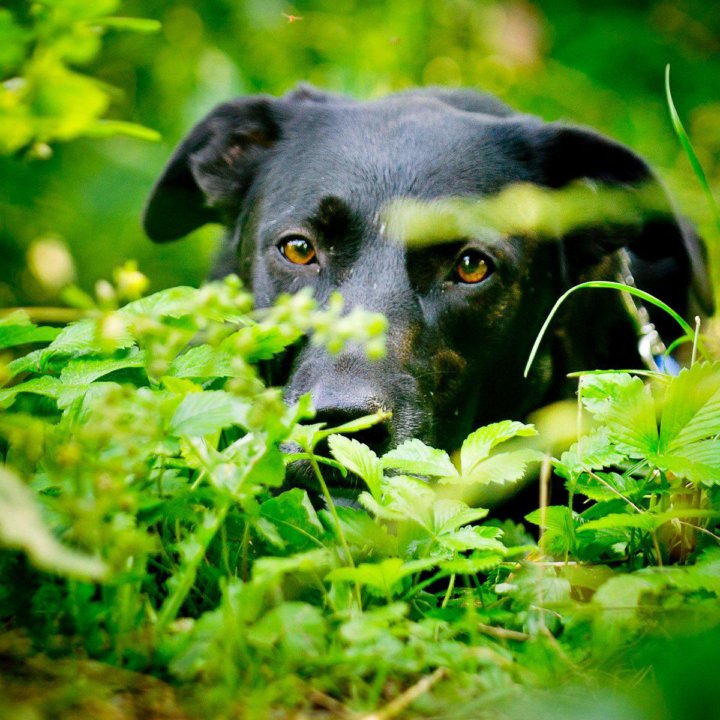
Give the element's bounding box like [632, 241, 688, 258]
[59, 348, 145, 384]
[333, 506, 397, 555]
[572, 472, 643, 502]
[376, 475, 436, 525]
[120, 286, 199, 319]
[660, 441, 720, 486]
[440, 552, 505, 574]
[328, 434, 383, 499]
[438, 526, 507, 553]
[167, 344, 234, 379]
[382, 438, 458, 478]
[431, 499, 489, 535]
[446, 449, 544, 486]
[9, 318, 134, 374]
[558, 429, 628, 476]
[602, 376, 659, 457]
[460, 420, 537, 474]
[578, 513, 660, 533]
[169, 391, 250, 436]
[660, 362, 720, 452]
[579, 373, 636, 419]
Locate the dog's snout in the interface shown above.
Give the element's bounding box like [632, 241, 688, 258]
[313, 386, 391, 453]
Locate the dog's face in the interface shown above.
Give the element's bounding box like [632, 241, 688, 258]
[144, 86, 711, 461]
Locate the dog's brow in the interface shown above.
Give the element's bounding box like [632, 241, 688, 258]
[308, 195, 357, 237]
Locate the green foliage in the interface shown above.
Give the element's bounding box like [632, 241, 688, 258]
[0, 268, 719, 717]
[0, 0, 160, 157]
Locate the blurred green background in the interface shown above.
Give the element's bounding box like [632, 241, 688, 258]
[1, 0, 719, 307]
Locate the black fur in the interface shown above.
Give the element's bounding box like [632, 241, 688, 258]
[144, 85, 713, 473]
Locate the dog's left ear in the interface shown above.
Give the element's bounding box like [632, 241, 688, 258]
[143, 96, 283, 242]
[529, 121, 714, 315]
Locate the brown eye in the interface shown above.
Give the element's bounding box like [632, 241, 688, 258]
[279, 235, 317, 265]
[455, 250, 492, 284]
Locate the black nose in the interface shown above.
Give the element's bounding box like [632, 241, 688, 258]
[312, 387, 391, 453]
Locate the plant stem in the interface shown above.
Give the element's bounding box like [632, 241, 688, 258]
[307, 450, 362, 610]
[156, 501, 230, 633]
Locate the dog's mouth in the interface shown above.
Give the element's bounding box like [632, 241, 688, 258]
[281, 430, 389, 504]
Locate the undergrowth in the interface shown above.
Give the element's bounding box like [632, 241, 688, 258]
[0, 264, 719, 719]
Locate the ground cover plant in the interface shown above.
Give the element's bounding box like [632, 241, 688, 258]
[1, 260, 719, 719]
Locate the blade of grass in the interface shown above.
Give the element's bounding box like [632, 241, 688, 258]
[524, 281, 705, 378]
[665, 65, 720, 235]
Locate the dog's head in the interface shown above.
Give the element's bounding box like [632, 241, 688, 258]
[143, 86, 713, 461]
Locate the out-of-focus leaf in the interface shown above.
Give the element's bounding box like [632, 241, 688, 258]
[0, 466, 107, 580]
[169, 391, 250, 436]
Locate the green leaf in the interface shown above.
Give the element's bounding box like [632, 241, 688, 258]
[572, 472, 643, 502]
[430, 499, 489, 535]
[382, 438, 458, 478]
[593, 574, 655, 614]
[259, 489, 325, 552]
[446, 449, 544, 486]
[9, 318, 134, 374]
[167, 344, 236, 379]
[120, 286, 199, 319]
[0, 375, 63, 408]
[602, 376, 659, 457]
[440, 552, 506, 574]
[460, 420, 537, 474]
[0, 312, 61, 349]
[438, 526, 507, 554]
[578, 513, 660, 533]
[328, 434, 383, 499]
[525, 505, 576, 556]
[59, 348, 145, 384]
[247, 603, 327, 657]
[360, 475, 435, 524]
[328, 557, 436, 598]
[558, 429, 628, 476]
[252, 548, 334, 585]
[0, 467, 107, 581]
[659, 362, 720, 452]
[660, 440, 720, 486]
[169, 391, 250, 436]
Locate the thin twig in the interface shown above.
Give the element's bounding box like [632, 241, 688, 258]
[539, 453, 552, 549]
[309, 689, 356, 718]
[0, 306, 88, 323]
[362, 668, 447, 720]
[477, 623, 530, 642]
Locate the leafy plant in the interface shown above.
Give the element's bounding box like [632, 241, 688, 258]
[0, 260, 718, 718]
[0, 0, 160, 157]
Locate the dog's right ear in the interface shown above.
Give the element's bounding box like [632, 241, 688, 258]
[143, 96, 282, 242]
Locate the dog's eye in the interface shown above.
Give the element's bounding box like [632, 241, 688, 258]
[279, 235, 317, 266]
[454, 250, 493, 284]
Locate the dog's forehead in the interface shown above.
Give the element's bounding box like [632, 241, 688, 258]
[259, 97, 535, 216]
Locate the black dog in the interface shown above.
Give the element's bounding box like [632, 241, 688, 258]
[143, 86, 713, 464]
